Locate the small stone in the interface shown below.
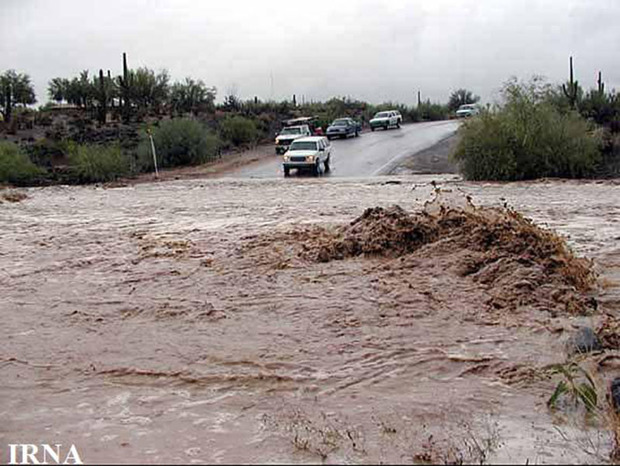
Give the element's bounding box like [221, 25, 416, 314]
[611, 378, 620, 413]
[566, 327, 602, 355]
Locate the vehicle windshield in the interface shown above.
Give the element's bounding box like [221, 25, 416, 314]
[332, 120, 348, 126]
[458, 105, 475, 110]
[289, 141, 318, 151]
[280, 127, 301, 135]
[374, 112, 390, 118]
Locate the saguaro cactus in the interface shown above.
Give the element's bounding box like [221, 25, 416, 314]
[597, 71, 605, 95]
[3, 80, 12, 122]
[98, 69, 107, 124]
[562, 56, 579, 108]
[118, 52, 132, 121]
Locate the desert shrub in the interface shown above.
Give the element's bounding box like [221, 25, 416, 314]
[418, 101, 450, 121]
[598, 130, 620, 176]
[25, 138, 74, 168]
[68, 143, 131, 183]
[219, 116, 259, 146]
[579, 89, 620, 131]
[453, 78, 601, 180]
[137, 118, 220, 170]
[0, 141, 45, 185]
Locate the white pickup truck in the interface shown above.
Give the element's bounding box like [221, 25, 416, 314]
[275, 125, 312, 154]
[369, 110, 402, 131]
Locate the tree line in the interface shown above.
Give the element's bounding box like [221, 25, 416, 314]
[1, 52, 483, 126]
[46, 53, 217, 122]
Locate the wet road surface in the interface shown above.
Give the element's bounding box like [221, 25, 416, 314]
[228, 120, 459, 178]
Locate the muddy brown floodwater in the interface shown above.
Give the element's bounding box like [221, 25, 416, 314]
[2, 176, 620, 464]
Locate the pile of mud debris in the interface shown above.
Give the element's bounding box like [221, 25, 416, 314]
[297, 195, 597, 316]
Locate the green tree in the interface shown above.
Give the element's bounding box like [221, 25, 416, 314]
[0, 70, 37, 121]
[130, 67, 169, 112]
[169, 78, 216, 115]
[48, 77, 68, 103]
[448, 88, 480, 112]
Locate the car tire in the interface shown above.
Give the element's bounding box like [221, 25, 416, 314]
[384, 125, 388, 131]
[324, 157, 330, 173]
[371, 126, 375, 132]
[313, 162, 321, 177]
[396, 121, 401, 129]
[283, 167, 290, 177]
[355, 130, 359, 137]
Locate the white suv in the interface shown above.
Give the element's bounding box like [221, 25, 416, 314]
[370, 110, 402, 131]
[456, 104, 481, 118]
[282, 136, 332, 177]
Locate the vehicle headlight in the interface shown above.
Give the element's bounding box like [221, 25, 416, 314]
[305, 155, 315, 162]
[283, 155, 289, 162]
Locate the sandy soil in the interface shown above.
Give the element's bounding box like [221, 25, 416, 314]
[2, 176, 620, 464]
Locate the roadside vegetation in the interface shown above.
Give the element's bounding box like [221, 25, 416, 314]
[136, 119, 221, 170]
[453, 78, 602, 180]
[453, 58, 620, 181]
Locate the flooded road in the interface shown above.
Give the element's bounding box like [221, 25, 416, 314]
[229, 121, 459, 178]
[1, 176, 620, 464]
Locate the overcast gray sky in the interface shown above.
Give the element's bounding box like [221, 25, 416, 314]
[2, 0, 619, 106]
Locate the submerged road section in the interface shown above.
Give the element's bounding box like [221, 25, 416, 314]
[228, 120, 460, 178]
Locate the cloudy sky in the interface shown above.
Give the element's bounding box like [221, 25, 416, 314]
[2, 0, 619, 106]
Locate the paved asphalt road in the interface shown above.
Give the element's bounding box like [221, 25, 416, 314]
[227, 120, 460, 178]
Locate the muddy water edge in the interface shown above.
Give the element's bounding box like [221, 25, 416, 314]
[1, 176, 620, 464]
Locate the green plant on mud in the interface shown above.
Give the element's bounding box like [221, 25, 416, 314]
[546, 360, 620, 462]
[547, 362, 598, 412]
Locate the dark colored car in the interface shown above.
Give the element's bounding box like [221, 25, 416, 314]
[326, 118, 361, 140]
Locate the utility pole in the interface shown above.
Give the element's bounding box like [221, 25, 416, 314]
[146, 128, 159, 179]
[270, 71, 274, 101]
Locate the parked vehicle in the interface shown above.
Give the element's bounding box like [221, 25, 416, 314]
[326, 118, 361, 139]
[369, 110, 402, 131]
[455, 104, 481, 118]
[282, 136, 332, 177]
[275, 125, 312, 154]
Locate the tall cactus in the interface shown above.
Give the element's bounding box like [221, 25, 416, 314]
[118, 52, 132, 122]
[562, 56, 579, 108]
[107, 70, 113, 108]
[97, 69, 107, 124]
[2, 79, 11, 122]
[597, 71, 605, 95]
